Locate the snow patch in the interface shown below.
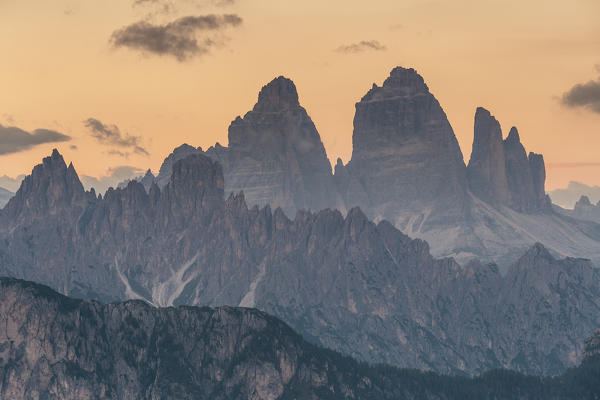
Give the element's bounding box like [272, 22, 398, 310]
[152, 253, 200, 307]
[114, 256, 151, 303]
[239, 261, 266, 308]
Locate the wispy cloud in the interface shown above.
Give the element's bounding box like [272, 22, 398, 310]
[547, 162, 600, 168]
[111, 14, 243, 61]
[335, 40, 386, 54]
[133, 0, 236, 14]
[84, 118, 148, 156]
[0, 124, 71, 155]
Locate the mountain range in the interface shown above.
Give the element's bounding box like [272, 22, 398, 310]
[140, 68, 600, 269]
[2, 277, 600, 400]
[556, 195, 600, 224]
[2, 146, 600, 375]
[549, 181, 600, 209]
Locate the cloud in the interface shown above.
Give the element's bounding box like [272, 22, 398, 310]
[547, 162, 600, 168]
[70, 144, 78, 150]
[1, 113, 15, 124]
[0, 175, 26, 192]
[133, 0, 236, 13]
[335, 40, 386, 54]
[110, 14, 243, 61]
[107, 150, 131, 158]
[84, 118, 149, 156]
[561, 75, 600, 114]
[0, 123, 71, 155]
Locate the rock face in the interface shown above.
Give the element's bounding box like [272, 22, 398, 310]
[2, 149, 91, 224]
[152, 78, 341, 217]
[467, 109, 550, 212]
[2, 277, 600, 400]
[1, 277, 409, 400]
[208, 76, 342, 217]
[467, 108, 510, 205]
[584, 330, 600, 360]
[571, 195, 600, 223]
[502, 128, 549, 212]
[2, 150, 600, 375]
[155, 143, 201, 188]
[335, 67, 469, 229]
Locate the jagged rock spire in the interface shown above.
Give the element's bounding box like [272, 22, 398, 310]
[466, 111, 551, 213]
[3, 149, 87, 222]
[467, 107, 510, 205]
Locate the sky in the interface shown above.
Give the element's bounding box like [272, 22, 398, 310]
[0, 0, 599, 191]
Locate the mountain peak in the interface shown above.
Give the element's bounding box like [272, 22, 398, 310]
[467, 107, 510, 205]
[473, 107, 503, 145]
[3, 149, 86, 222]
[361, 67, 429, 102]
[523, 242, 554, 261]
[253, 76, 300, 112]
[576, 195, 592, 207]
[347, 65, 468, 228]
[156, 144, 203, 188]
[505, 127, 521, 145]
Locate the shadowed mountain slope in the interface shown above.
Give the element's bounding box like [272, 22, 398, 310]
[1, 277, 600, 400]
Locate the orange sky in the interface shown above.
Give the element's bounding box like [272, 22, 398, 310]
[1, 0, 599, 190]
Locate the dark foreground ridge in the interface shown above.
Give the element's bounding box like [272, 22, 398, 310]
[1, 277, 599, 400]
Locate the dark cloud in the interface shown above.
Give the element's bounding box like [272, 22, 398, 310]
[110, 14, 243, 61]
[84, 118, 149, 156]
[70, 144, 78, 150]
[561, 76, 600, 114]
[0, 124, 71, 155]
[334, 40, 387, 54]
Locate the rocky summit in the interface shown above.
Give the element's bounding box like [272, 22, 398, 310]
[2, 150, 600, 376]
[152, 77, 342, 218]
[573, 195, 600, 223]
[1, 277, 600, 400]
[467, 107, 511, 206]
[335, 67, 469, 229]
